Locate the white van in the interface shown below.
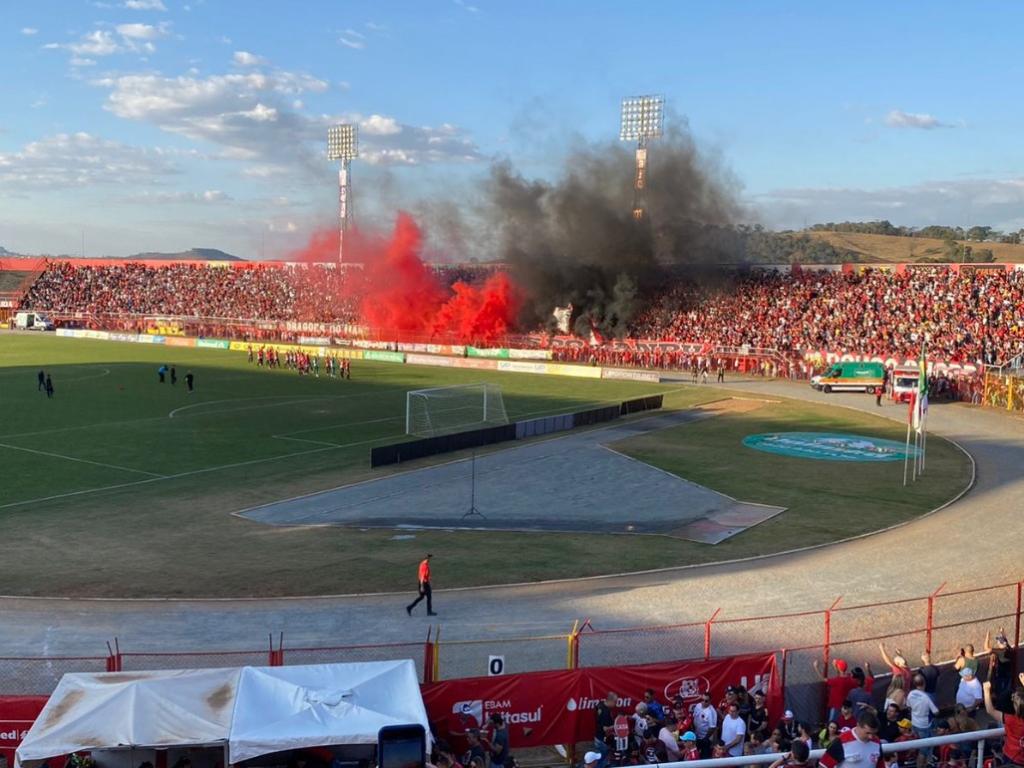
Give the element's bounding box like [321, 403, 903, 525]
[13, 311, 55, 331]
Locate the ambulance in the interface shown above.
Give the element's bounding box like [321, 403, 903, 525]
[810, 361, 885, 393]
[13, 311, 55, 331]
[891, 366, 921, 403]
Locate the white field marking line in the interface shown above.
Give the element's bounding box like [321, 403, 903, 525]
[272, 435, 344, 448]
[168, 390, 396, 419]
[236, 396, 694, 517]
[0, 441, 167, 478]
[0, 432, 401, 511]
[0, 387, 689, 511]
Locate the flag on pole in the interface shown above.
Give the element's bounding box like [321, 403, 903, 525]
[914, 343, 928, 433]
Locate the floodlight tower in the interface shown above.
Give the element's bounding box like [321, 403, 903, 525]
[619, 95, 664, 221]
[327, 124, 359, 263]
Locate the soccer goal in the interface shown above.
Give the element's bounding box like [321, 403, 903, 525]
[405, 383, 509, 437]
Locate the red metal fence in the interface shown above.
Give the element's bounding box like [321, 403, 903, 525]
[1, 578, 1020, 724]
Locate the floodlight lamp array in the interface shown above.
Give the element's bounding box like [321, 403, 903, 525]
[619, 95, 664, 141]
[327, 124, 359, 160]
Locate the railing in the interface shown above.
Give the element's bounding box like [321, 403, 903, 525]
[656, 728, 1006, 768]
[1, 577, 1020, 726]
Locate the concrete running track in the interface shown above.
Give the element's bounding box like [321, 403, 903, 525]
[1, 378, 1021, 667]
[239, 407, 784, 537]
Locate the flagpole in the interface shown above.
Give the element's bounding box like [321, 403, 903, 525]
[903, 418, 912, 487]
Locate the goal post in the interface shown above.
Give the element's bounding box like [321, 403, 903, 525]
[405, 383, 509, 437]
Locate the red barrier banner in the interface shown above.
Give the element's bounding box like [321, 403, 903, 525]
[421, 653, 778, 750]
[0, 696, 47, 764]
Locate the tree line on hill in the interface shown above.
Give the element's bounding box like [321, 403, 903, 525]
[808, 220, 1024, 244]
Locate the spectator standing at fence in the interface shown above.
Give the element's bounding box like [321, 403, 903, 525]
[906, 674, 938, 768]
[692, 692, 717, 758]
[954, 644, 978, 675]
[879, 644, 914, 692]
[955, 668, 983, 713]
[983, 628, 1014, 698]
[983, 677, 1024, 768]
[406, 554, 436, 616]
[849, 665, 875, 714]
[815, 658, 858, 722]
[819, 711, 885, 768]
[720, 703, 746, 758]
[918, 652, 941, 695]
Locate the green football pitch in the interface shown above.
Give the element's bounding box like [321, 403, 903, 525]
[0, 334, 972, 597]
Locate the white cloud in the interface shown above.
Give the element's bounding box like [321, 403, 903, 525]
[454, 0, 480, 12]
[54, 30, 122, 56]
[755, 176, 1024, 231]
[365, 21, 386, 31]
[45, 22, 169, 59]
[884, 109, 949, 130]
[70, 57, 98, 67]
[21, 27, 39, 36]
[116, 22, 167, 40]
[124, 0, 167, 9]
[94, 64, 482, 180]
[233, 50, 266, 67]
[339, 34, 365, 50]
[121, 188, 231, 203]
[0, 132, 178, 191]
[360, 114, 401, 136]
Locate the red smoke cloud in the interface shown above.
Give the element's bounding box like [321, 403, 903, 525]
[289, 212, 521, 344]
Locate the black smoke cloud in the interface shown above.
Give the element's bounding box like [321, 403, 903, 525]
[478, 121, 740, 337]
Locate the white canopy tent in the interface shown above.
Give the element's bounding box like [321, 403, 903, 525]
[16, 660, 429, 768]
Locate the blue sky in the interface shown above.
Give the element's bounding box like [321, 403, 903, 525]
[2, 0, 1023, 257]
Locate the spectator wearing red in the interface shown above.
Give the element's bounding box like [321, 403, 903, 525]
[982, 675, 1024, 768]
[815, 657, 858, 722]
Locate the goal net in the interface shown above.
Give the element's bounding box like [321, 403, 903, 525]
[405, 383, 509, 437]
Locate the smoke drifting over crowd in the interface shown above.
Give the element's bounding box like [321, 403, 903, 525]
[292, 120, 738, 341]
[481, 123, 739, 336]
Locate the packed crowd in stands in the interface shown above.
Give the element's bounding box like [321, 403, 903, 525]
[18, 262, 1024, 369]
[20, 262, 365, 324]
[517, 630, 1021, 768]
[627, 269, 1024, 367]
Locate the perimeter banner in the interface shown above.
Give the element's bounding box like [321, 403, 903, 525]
[0, 696, 47, 765]
[421, 652, 778, 749]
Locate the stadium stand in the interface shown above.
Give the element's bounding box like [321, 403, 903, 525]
[17, 261, 1024, 373]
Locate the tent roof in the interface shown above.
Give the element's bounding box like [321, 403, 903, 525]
[16, 660, 427, 767]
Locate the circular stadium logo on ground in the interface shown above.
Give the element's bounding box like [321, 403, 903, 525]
[742, 432, 919, 462]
